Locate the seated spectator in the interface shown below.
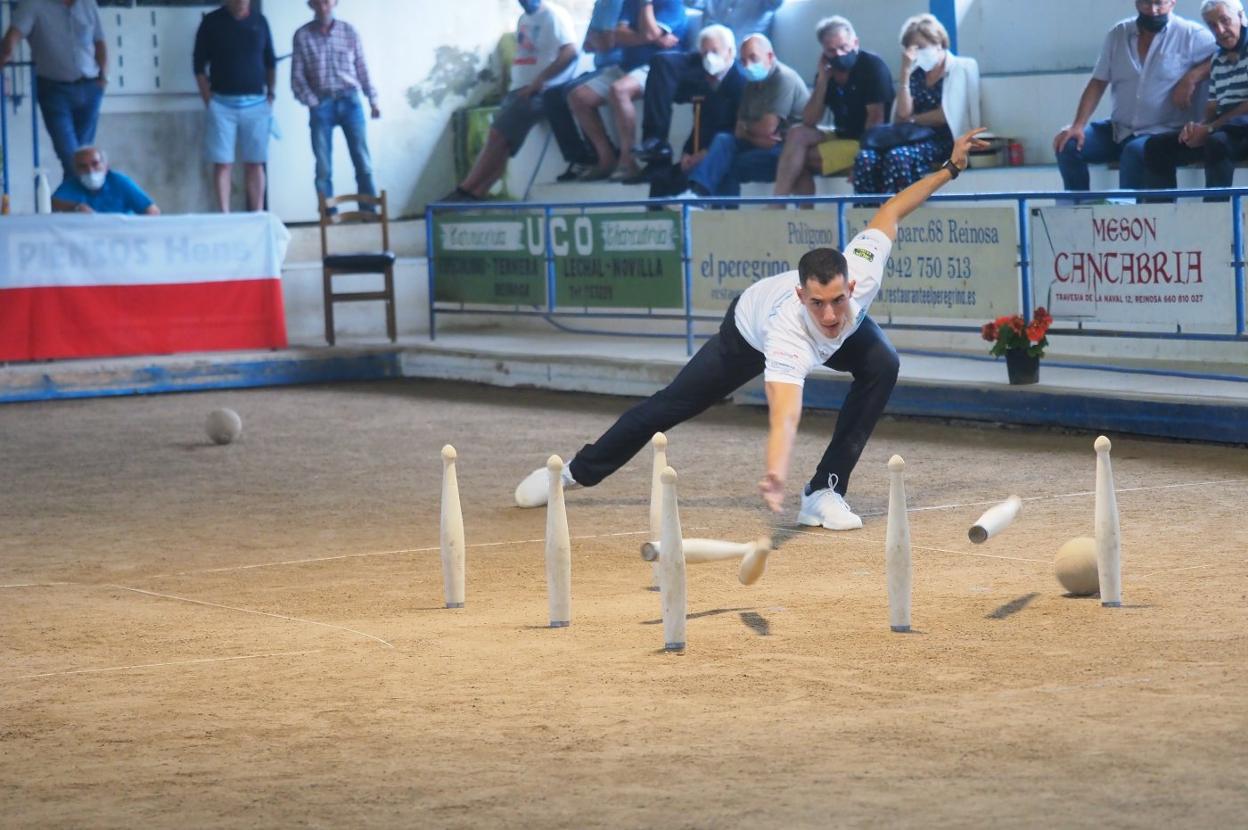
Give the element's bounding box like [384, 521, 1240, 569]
[676, 33, 808, 198]
[569, 0, 687, 180]
[51, 146, 160, 215]
[1053, 0, 1215, 195]
[444, 0, 578, 201]
[1143, 0, 1248, 196]
[773, 16, 893, 200]
[646, 24, 746, 198]
[853, 14, 979, 195]
[631, 0, 784, 174]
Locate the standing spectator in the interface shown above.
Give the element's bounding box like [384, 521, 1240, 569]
[632, 0, 784, 176]
[0, 0, 107, 182]
[292, 0, 380, 210]
[773, 16, 893, 200]
[50, 146, 159, 215]
[568, 0, 687, 181]
[1144, 0, 1248, 196]
[193, 0, 277, 213]
[646, 24, 745, 198]
[853, 14, 978, 195]
[445, 0, 578, 201]
[1053, 0, 1215, 195]
[677, 33, 808, 198]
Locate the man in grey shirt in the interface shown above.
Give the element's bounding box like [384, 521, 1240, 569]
[0, 0, 108, 181]
[678, 33, 809, 197]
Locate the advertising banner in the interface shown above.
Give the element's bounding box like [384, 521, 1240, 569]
[1030, 204, 1236, 332]
[432, 213, 547, 305]
[845, 206, 1020, 320]
[553, 212, 683, 308]
[690, 212, 839, 312]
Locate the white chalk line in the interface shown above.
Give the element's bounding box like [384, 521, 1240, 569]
[783, 527, 1050, 564]
[157, 528, 659, 578]
[110, 585, 395, 649]
[857, 477, 1248, 519]
[1135, 563, 1220, 579]
[0, 581, 72, 590]
[10, 649, 323, 681]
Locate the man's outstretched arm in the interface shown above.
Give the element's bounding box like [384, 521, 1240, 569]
[866, 128, 988, 242]
[759, 380, 803, 513]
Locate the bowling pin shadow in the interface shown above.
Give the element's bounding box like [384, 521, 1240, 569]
[986, 592, 1039, 619]
[739, 611, 769, 636]
[641, 607, 752, 625]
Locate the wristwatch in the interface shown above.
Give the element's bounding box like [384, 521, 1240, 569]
[940, 158, 961, 179]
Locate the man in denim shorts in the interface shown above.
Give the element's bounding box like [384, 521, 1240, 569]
[193, 0, 277, 212]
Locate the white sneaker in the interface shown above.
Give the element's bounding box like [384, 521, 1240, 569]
[797, 478, 862, 530]
[513, 463, 581, 508]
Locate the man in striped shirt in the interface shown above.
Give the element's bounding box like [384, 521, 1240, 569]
[1143, 0, 1248, 193]
[292, 0, 380, 208]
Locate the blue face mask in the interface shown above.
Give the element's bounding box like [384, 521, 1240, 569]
[743, 61, 770, 82]
[519, 0, 540, 14]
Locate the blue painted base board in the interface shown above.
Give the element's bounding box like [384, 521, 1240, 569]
[0, 351, 403, 404]
[738, 378, 1248, 445]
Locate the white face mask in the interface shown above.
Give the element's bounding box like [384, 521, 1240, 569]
[702, 50, 729, 77]
[914, 46, 942, 72]
[79, 170, 106, 191]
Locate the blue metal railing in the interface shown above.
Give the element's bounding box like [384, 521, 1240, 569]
[426, 187, 1248, 369]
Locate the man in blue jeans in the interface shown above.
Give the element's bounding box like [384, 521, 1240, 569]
[677, 33, 808, 198]
[292, 0, 379, 210]
[1052, 0, 1214, 197]
[0, 0, 108, 182]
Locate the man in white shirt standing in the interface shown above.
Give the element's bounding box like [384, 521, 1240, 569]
[514, 129, 989, 529]
[444, 0, 578, 201]
[1054, 0, 1216, 194]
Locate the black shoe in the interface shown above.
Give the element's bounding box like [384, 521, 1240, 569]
[621, 163, 662, 185]
[556, 163, 593, 183]
[633, 138, 672, 165]
[440, 187, 481, 203]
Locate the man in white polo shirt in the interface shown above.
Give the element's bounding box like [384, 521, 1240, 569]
[514, 129, 988, 529]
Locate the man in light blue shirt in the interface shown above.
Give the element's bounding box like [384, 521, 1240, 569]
[51, 146, 160, 215]
[1054, 0, 1216, 194]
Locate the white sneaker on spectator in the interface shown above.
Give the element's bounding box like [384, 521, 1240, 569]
[514, 462, 581, 508]
[797, 476, 862, 530]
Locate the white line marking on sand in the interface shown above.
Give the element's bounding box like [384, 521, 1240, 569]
[11, 650, 322, 681]
[157, 528, 659, 578]
[858, 477, 1248, 518]
[110, 585, 395, 649]
[1135, 563, 1219, 579]
[0, 581, 72, 590]
[784, 528, 1050, 564]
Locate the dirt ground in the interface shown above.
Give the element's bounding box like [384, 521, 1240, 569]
[1, 379, 1246, 829]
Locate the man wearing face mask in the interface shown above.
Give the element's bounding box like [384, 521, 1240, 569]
[645, 24, 746, 198]
[1053, 0, 1216, 196]
[1143, 0, 1248, 196]
[773, 16, 893, 200]
[629, 0, 785, 177]
[50, 146, 159, 215]
[676, 33, 808, 198]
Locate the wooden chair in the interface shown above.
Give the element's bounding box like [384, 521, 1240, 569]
[318, 191, 397, 345]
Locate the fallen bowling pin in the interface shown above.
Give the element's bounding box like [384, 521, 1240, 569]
[737, 538, 771, 586]
[968, 495, 1022, 544]
[545, 454, 572, 627]
[640, 537, 764, 564]
[439, 445, 466, 609]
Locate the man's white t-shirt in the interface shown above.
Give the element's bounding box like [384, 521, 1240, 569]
[734, 229, 892, 387]
[512, 2, 578, 92]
